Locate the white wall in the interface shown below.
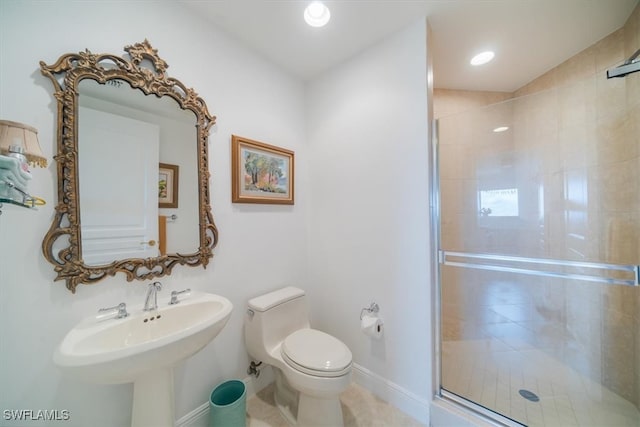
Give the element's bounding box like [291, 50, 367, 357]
[0, 1, 308, 426]
[305, 20, 432, 422]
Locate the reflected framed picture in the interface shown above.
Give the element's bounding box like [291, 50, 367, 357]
[159, 163, 179, 208]
[231, 135, 294, 204]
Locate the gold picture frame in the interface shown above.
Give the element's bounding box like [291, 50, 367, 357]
[232, 135, 294, 205]
[159, 163, 179, 208]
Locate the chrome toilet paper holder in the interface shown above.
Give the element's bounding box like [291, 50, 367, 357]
[360, 302, 379, 319]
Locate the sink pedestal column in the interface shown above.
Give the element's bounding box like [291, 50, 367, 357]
[131, 368, 174, 427]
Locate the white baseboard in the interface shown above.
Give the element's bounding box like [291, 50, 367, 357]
[176, 364, 429, 427]
[351, 363, 430, 425]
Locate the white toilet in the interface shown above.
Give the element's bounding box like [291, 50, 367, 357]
[244, 286, 353, 427]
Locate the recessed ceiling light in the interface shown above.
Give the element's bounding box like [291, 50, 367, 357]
[470, 51, 495, 66]
[493, 126, 509, 133]
[304, 2, 331, 27]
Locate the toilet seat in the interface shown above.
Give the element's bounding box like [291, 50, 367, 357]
[281, 329, 352, 378]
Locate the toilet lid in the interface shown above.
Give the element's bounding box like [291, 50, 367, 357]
[281, 329, 352, 377]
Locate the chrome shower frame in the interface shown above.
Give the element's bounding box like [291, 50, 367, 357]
[429, 119, 523, 427]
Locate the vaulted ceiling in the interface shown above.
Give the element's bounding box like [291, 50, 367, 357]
[182, 0, 638, 92]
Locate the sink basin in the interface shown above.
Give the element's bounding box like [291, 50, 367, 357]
[54, 291, 233, 426]
[55, 291, 232, 383]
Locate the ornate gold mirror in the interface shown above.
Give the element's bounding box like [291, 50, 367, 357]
[40, 40, 218, 293]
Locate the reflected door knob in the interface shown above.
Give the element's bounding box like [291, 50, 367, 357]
[141, 240, 156, 246]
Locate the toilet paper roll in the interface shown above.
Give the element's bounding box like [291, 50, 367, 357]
[361, 314, 383, 339]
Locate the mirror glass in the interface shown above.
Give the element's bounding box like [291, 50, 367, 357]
[40, 40, 218, 293]
[77, 79, 199, 265]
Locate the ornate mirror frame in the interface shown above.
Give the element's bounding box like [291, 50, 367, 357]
[40, 40, 218, 293]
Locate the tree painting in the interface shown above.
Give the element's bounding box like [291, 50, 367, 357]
[158, 172, 168, 199]
[243, 149, 288, 194]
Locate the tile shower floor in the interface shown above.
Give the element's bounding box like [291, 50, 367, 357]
[442, 339, 640, 426]
[246, 383, 425, 427]
[441, 276, 640, 426]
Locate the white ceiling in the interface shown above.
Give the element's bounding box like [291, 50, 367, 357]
[182, 0, 639, 92]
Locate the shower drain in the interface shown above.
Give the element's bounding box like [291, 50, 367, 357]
[518, 389, 540, 402]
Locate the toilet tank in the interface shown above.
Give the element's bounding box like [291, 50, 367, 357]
[244, 286, 310, 361]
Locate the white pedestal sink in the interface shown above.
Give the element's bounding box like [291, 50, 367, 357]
[53, 292, 233, 427]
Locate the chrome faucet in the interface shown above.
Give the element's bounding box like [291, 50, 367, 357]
[143, 281, 162, 311]
[169, 288, 191, 305]
[97, 302, 128, 320]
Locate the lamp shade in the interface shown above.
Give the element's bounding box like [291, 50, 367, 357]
[0, 120, 47, 168]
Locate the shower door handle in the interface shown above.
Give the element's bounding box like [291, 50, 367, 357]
[440, 250, 640, 287]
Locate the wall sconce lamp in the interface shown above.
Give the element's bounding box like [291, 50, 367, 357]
[0, 120, 47, 168]
[0, 120, 47, 209]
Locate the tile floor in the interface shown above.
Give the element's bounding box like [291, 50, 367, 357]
[246, 383, 426, 427]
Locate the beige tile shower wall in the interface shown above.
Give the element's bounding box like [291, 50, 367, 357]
[435, 1, 640, 409]
[434, 89, 515, 255]
[434, 88, 513, 119]
[513, 3, 640, 407]
[624, 3, 640, 411]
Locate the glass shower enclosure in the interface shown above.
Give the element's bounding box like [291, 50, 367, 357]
[435, 68, 640, 426]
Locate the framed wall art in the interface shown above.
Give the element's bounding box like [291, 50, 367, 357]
[231, 135, 294, 204]
[159, 163, 179, 208]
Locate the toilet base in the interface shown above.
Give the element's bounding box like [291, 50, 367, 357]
[298, 393, 344, 427]
[273, 368, 345, 427]
[274, 371, 298, 425]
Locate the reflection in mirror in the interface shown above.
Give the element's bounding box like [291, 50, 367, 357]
[40, 40, 218, 293]
[77, 79, 199, 265]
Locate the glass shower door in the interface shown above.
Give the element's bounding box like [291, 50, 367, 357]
[436, 71, 640, 426]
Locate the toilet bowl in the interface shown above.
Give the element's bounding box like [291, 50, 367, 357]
[244, 287, 352, 426]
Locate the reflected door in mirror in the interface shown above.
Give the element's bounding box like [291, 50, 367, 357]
[78, 106, 160, 265]
[79, 79, 200, 259]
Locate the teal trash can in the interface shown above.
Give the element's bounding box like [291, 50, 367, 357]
[209, 380, 246, 427]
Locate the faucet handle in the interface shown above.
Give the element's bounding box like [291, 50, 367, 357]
[169, 288, 191, 305]
[149, 281, 162, 290]
[97, 302, 128, 320]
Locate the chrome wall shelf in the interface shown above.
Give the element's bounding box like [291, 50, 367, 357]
[0, 179, 43, 214]
[0, 197, 40, 215]
[0, 197, 39, 208]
